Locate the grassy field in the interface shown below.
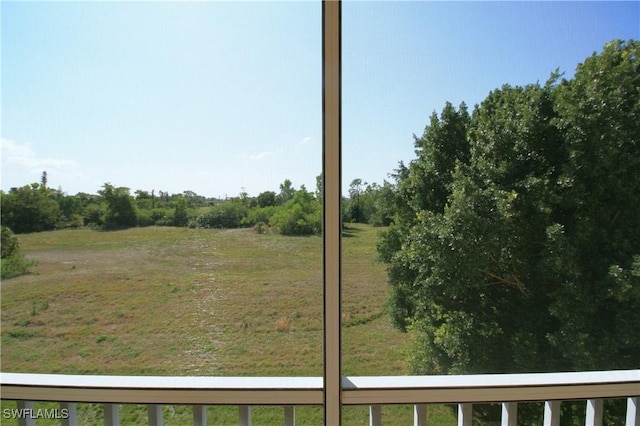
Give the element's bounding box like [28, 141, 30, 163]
[1, 224, 456, 425]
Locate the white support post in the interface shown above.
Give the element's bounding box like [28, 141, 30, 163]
[239, 405, 251, 426]
[369, 405, 382, 426]
[16, 401, 35, 426]
[284, 405, 295, 426]
[413, 404, 427, 426]
[147, 404, 163, 426]
[61, 402, 78, 426]
[627, 397, 639, 426]
[501, 402, 518, 426]
[193, 405, 207, 426]
[585, 399, 603, 426]
[103, 403, 119, 426]
[458, 403, 472, 426]
[543, 401, 560, 426]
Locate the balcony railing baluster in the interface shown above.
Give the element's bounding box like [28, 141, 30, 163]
[369, 404, 382, 426]
[16, 400, 34, 426]
[61, 402, 77, 426]
[585, 399, 603, 426]
[414, 403, 427, 426]
[1, 370, 638, 425]
[458, 403, 472, 426]
[284, 405, 295, 426]
[501, 402, 517, 426]
[192, 404, 207, 426]
[544, 400, 561, 426]
[239, 404, 251, 426]
[148, 404, 163, 426]
[103, 403, 119, 426]
[627, 397, 639, 426]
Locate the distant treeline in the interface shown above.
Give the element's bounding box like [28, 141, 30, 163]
[0, 174, 396, 236]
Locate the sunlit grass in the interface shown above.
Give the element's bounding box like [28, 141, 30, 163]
[0, 224, 455, 424]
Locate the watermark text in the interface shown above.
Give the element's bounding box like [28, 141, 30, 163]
[3, 408, 70, 420]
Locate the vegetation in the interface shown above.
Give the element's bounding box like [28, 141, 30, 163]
[1, 226, 37, 279]
[0, 224, 457, 424]
[2, 39, 637, 425]
[377, 40, 639, 423]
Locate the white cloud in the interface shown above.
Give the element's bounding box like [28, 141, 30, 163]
[299, 136, 314, 146]
[1, 138, 78, 170]
[249, 151, 276, 161]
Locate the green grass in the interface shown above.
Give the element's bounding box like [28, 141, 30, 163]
[1, 224, 456, 425]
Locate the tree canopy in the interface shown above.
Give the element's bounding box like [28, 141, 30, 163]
[378, 40, 640, 376]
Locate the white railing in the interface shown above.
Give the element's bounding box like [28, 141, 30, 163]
[1, 370, 638, 425]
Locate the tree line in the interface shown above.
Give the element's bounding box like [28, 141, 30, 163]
[1, 174, 395, 236]
[0, 172, 393, 279]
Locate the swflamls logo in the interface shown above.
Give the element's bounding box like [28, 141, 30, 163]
[3, 408, 70, 419]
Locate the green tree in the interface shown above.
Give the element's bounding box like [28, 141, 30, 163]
[346, 178, 366, 223]
[195, 199, 248, 229]
[368, 180, 397, 227]
[255, 191, 277, 208]
[270, 185, 321, 235]
[1, 183, 61, 233]
[378, 40, 640, 383]
[98, 183, 138, 229]
[173, 196, 189, 227]
[277, 179, 295, 205]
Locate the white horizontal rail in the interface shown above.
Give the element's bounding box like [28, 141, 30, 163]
[2, 370, 638, 406]
[341, 370, 640, 404]
[2, 371, 639, 425]
[0, 374, 323, 405]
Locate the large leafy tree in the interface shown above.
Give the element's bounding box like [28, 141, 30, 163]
[98, 183, 138, 229]
[1, 183, 61, 233]
[379, 40, 640, 378]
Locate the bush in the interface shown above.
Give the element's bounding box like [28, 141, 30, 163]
[195, 201, 248, 229]
[1, 226, 37, 279]
[83, 203, 104, 226]
[268, 188, 321, 236]
[136, 210, 154, 227]
[270, 203, 321, 235]
[1, 226, 20, 259]
[242, 206, 278, 227]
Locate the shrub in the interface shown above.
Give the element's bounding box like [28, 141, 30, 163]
[136, 210, 154, 227]
[1, 226, 20, 259]
[269, 203, 321, 235]
[243, 206, 278, 227]
[195, 201, 248, 229]
[1, 226, 37, 279]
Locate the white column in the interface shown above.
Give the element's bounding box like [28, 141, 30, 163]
[543, 401, 560, 426]
[585, 399, 603, 426]
[239, 405, 251, 426]
[103, 404, 119, 426]
[501, 402, 517, 426]
[284, 405, 295, 426]
[369, 405, 382, 426]
[60, 402, 77, 426]
[627, 397, 639, 426]
[413, 404, 427, 426]
[147, 404, 163, 426]
[16, 401, 35, 426]
[193, 405, 207, 426]
[458, 404, 472, 426]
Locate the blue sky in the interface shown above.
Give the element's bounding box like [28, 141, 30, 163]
[2, 1, 638, 199]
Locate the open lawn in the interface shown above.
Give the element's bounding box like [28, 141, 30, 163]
[1, 224, 456, 425]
